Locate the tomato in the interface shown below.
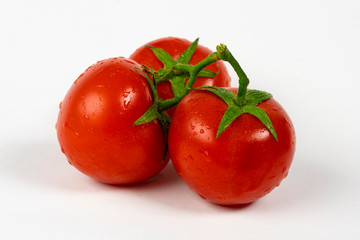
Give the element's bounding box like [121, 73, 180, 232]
[56, 57, 169, 184]
[129, 37, 231, 116]
[168, 88, 296, 205]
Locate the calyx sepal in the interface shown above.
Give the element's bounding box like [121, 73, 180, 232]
[195, 86, 277, 141]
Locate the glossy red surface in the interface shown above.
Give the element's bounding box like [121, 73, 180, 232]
[168, 88, 296, 205]
[57, 57, 168, 184]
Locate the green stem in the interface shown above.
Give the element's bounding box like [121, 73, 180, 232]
[158, 52, 220, 111]
[184, 52, 220, 89]
[216, 44, 249, 106]
[134, 67, 159, 102]
[158, 96, 181, 111]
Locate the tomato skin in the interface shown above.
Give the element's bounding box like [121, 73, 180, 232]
[129, 37, 231, 115]
[168, 88, 296, 205]
[56, 57, 169, 184]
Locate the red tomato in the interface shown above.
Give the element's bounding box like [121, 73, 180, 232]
[168, 88, 296, 205]
[56, 57, 169, 184]
[129, 37, 231, 116]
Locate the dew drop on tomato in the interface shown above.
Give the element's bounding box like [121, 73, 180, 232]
[88, 127, 94, 134]
[197, 167, 205, 175]
[268, 175, 276, 180]
[264, 187, 272, 194]
[123, 59, 135, 65]
[198, 194, 207, 200]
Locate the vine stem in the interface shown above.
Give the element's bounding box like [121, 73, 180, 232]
[157, 44, 250, 111]
[158, 52, 220, 111]
[216, 44, 249, 106]
[134, 67, 159, 102]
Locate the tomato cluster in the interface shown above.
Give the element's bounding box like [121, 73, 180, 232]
[56, 37, 295, 205]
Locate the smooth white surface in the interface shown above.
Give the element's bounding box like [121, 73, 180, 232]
[1, 0, 359, 239]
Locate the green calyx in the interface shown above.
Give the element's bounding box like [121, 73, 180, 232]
[143, 39, 219, 112]
[197, 44, 278, 141]
[134, 39, 278, 145]
[196, 86, 277, 140]
[134, 38, 219, 124]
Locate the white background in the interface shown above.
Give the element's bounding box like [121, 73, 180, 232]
[1, 0, 359, 239]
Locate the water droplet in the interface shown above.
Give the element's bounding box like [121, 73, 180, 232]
[264, 187, 272, 193]
[64, 122, 79, 136]
[193, 132, 197, 135]
[124, 99, 130, 107]
[198, 194, 206, 200]
[204, 150, 209, 156]
[123, 91, 132, 108]
[88, 127, 94, 134]
[96, 84, 105, 88]
[197, 167, 205, 174]
[74, 73, 84, 84]
[200, 129, 204, 134]
[206, 125, 210, 129]
[84, 114, 89, 119]
[123, 59, 135, 65]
